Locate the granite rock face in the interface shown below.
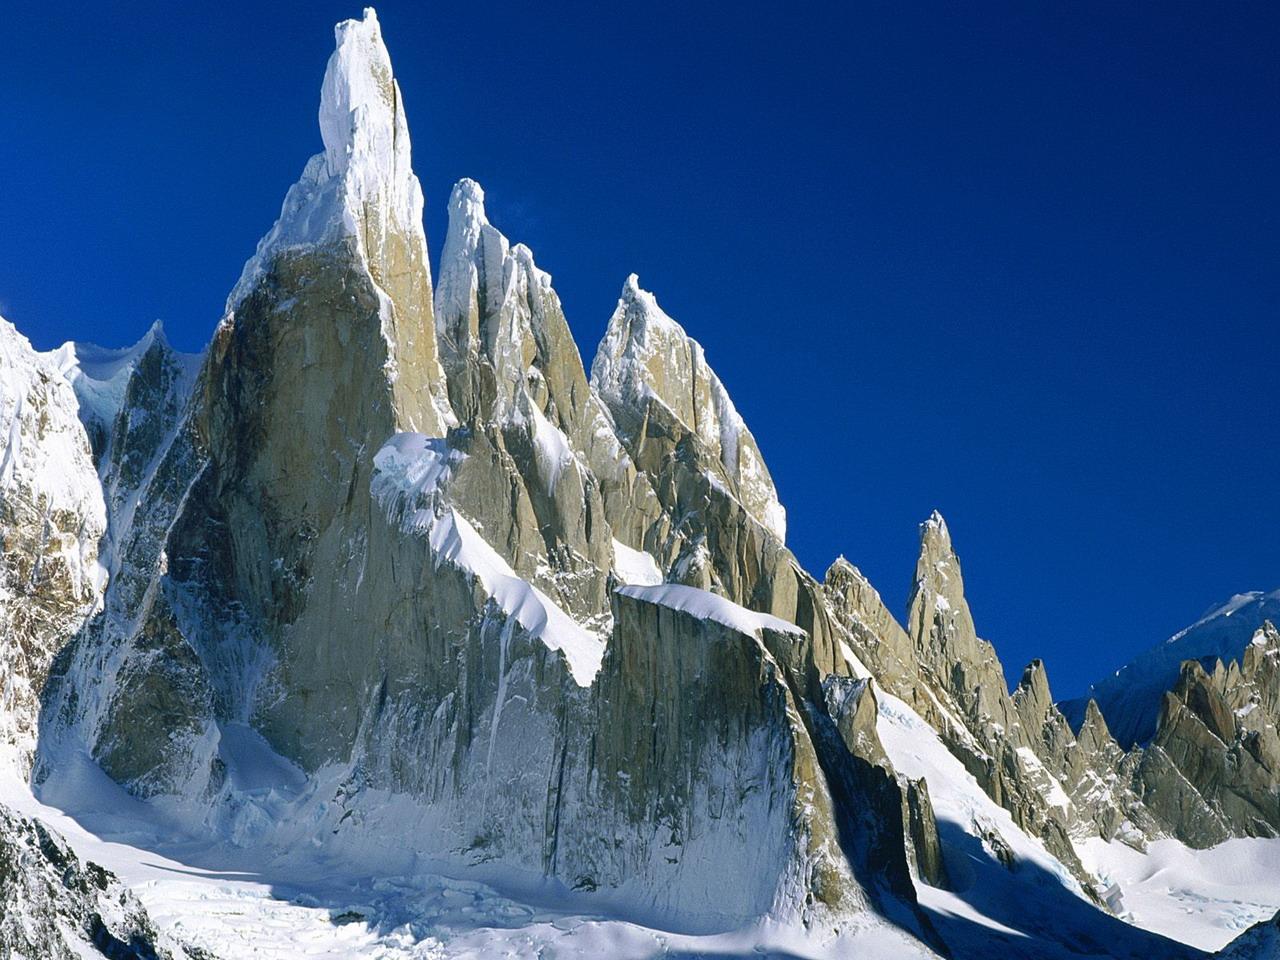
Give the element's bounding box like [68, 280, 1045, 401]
[4, 6, 1278, 957]
[591, 275, 785, 543]
[1135, 622, 1280, 846]
[1064, 589, 1280, 748]
[23, 8, 935, 942]
[0, 320, 106, 767]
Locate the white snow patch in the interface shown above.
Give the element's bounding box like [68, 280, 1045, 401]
[615, 583, 804, 639]
[1077, 835, 1280, 952]
[611, 538, 663, 586]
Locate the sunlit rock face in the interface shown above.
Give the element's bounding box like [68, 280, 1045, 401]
[1136, 622, 1280, 846]
[7, 6, 1278, 958]
[19, 9, 930, 941]
[0, 319, 106, 768]
[591, 274, 786, 543]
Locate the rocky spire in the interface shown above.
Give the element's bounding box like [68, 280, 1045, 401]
[433, 178, 576, 426]
[1012, 658, 1055, 730]
[1077, 698, 1113, 748]
[905, 511, 1031, 748]
[228, 7, 451, 437]
[590, 275, 786, 541]
[906, 512, 989, 690]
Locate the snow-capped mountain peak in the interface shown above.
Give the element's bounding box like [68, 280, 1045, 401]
[228, 6, 427, 314]
[591, 274, 787, 541]
[1061, 587, 1280, 747]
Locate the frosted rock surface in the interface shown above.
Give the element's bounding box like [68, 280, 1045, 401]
[0, 318, 106, 762]
[591, 275, 786, 541]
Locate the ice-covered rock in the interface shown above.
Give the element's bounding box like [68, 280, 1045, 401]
[228, 7, 452, 439]
[591, 275, 786, 542]
[0, 319, 106, 767]
[0, 800, 192, 960]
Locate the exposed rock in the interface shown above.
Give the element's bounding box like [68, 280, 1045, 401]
[0, 801, 193, 960]
[228, 7, 453, 440]
[432, 177, 641, 621]
[25, 11, 940, 944]
[1135, 623, 1280, 845]
[557, 586, 862, 928]
[906, 512, 1017, 740]
[0, 319, 106, 767]
[823, 677, 949, 889]
[824, 556, 922, 706]
[1064, 588, 1280, 748]
[591, 274, 785, 542]
[11, 5, 1274, 954]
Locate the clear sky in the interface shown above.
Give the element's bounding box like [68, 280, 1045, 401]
[2, 2, 1276, 698]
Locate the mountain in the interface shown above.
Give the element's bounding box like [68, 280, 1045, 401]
[0, 799, 193, 960]
[1062, 590, 1280, 748]
[0, 7, 1277, 959]
[0, 318, 105, 766]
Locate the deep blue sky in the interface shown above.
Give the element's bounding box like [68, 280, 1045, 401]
[2, 2, 1276, 698]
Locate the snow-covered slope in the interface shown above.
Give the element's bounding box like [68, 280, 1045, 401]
[1062, 589, 1280, 747]
[876, 688, 1200, 960]
[1077, 835, 1280, 952]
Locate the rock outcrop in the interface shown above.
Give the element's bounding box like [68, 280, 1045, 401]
[26, 10, 940, 946]
[0, 801, 191, 960]
[0, 319, 106, 766]
[1134, 622, 1280, 845]
[1063, 588, 1280, 748]
[591, 274, 786, 543]
[5, 6, 1273, 958]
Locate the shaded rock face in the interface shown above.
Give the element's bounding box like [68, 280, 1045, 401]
[1216, 907, 1280, 960]
[0, 320, 106, 766]
[823, 677, 948, 891]
[0, 801, 185, 960]
[193, 241, 437, 769]
[556, 590, 861, 929]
